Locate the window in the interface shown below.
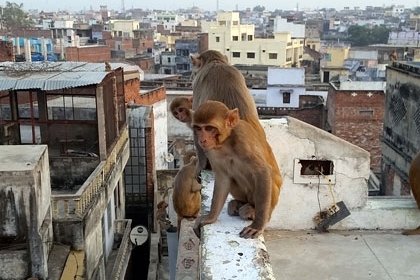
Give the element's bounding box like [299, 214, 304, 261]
[282, 91, 291, 104]
[325, 53, 332, 61]
[359, 110, 374, 116]
[293, 159, 336, 184]
[232, 52, 240, 58]
[167, 57, 171, 63]
[232, 36, 239, 41]
[241, 33, 246, 41]
[216, 36, 220, 42]
[269, 53, 277, 59]
[248, 35, 253, 41]
[247, 52, 255, 58]
[233, 20, 239, 25]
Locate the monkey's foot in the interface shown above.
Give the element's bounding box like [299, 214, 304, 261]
[402, 226, 420, 235]
[238, 204, 255, 221]
[228, 200, 246, 216]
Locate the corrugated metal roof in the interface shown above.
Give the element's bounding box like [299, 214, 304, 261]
[0, 61, 142, 91]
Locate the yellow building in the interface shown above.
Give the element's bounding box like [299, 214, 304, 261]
[320, 43, 350, 68]
[208, 12, 303, 67]
[109, 19, 140, 38]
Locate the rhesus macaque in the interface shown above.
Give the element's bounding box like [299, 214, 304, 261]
[192, 100, 282, 239]
[402, 151, 420, 235]
[172, 152, 202, 230]
[156, 201, 171, 230]
[170, 96, 193, 126]
[190, 50, 266, 181]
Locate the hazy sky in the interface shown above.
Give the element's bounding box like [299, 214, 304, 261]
[6, 0, 420, 13]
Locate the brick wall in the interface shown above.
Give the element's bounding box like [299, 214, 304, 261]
[65, 45, 111, 62]
[133, 87, 166, 105]
[258, 95, 326, 129]
[327, 87, 385, 173]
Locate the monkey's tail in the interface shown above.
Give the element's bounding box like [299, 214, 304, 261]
[163, 185, 174, 200]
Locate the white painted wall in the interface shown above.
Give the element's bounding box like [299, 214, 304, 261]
[266, 68, 305, 108]
[259, 117, 418, 231]
[154, 99, 170, 170]
[262, 117, 370, 230]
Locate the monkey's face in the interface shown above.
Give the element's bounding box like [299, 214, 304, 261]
[193, 124, 220, 150]
[172, 107, 190, 123]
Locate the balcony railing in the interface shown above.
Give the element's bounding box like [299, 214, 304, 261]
[51, 125, 129, 219]
[108, 219, 133, 280]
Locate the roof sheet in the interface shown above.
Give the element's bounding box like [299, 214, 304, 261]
[0, 61, 141, 91]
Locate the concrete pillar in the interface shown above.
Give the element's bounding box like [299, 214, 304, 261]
[96, 86, 108, 160]
[24, 38, 31, 62]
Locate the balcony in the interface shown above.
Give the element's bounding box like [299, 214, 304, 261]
[51, 125, 129, 220]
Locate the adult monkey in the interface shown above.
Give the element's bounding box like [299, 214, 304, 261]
[402, 151, 420, 235]
[192, 100, 282, 239]
[190, 50, 265, 181]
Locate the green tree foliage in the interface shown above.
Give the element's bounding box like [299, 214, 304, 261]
[1, 2, 35, 29]
[252, 5, 265, 12]
[347, 25, 390, 47]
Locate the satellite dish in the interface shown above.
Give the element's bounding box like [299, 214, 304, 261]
[165, 153, 174, 163]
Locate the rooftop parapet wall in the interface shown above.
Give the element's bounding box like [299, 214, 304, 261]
[198, 172, 276, 280]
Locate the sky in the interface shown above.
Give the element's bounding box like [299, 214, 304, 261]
[5, 0, 420, 13]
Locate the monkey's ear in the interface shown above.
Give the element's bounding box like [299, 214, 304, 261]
[188, 96, 193, 105]
[226, 108, 239, 127]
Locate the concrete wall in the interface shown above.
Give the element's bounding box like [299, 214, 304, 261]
[263, 117, 370, 230]
[381, 62, 420, 195]
[0, 145, 52, 279]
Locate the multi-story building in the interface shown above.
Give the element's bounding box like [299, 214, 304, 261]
[381, 61, 420, 196]
[174, 39, 199, 74]
[327, 80, 386, 174]
[208, 12, 304, 67]
[0, 61, 137, 279]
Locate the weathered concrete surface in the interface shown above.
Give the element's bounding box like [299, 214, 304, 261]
[199, 174, 275, 280]
[265, 230, 420, 280]
[176, 219, 199, 280]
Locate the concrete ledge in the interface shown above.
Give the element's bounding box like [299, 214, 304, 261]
[335, 196, 420, 230]
[199, 171, 276, 280]
[176, 219, 199, 280]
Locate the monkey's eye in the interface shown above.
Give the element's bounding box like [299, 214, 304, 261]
[204, 126, 215, 132]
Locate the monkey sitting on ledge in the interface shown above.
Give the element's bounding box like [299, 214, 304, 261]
[172, 151, 202, 230]
[191, 100, 282, 239]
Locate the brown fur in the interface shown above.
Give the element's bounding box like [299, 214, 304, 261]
[402, 151, 420, 235]
[190, 50, 266, 178]
[192, 100, 282, 239]
[172, 154, 201, 230]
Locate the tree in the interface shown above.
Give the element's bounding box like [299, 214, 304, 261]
[253, 5, 265, 12]
[347, 25, 390, 47]
[1, 2, 35, 29]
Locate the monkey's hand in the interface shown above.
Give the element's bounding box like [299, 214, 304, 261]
[193, 214, 217, 238]
[194, 163, 203, 184]
[239, 224, 263, 239]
